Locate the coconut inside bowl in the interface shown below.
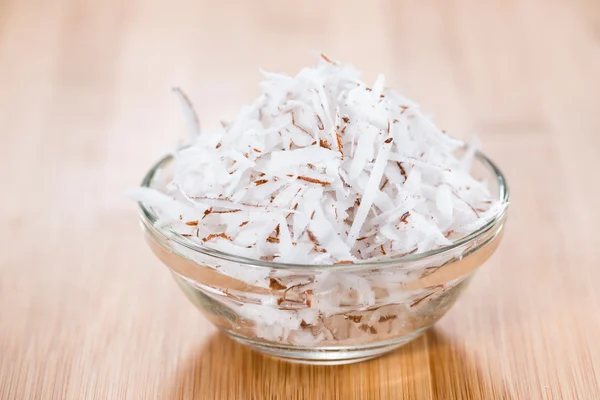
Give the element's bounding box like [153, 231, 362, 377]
[129, 55, 509, 364]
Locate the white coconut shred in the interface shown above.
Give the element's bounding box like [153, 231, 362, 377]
[129, 55, 505, 345]
[132, 56, 501, 263]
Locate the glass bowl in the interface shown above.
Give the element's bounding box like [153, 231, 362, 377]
[136, 149, 509, 365]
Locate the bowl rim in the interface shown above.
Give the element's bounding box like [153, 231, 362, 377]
[138, 148, 509, 270]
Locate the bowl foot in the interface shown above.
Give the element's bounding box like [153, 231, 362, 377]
[225, 327, 429, 365]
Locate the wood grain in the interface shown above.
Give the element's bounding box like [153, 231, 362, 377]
[1, 0, 599, 398]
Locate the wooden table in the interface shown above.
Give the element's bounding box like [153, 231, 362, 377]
[1, 0, 599, 398]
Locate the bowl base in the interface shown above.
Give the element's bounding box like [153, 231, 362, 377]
[226, 326, 429, 365]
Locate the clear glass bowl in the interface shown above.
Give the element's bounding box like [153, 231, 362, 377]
[137, 150, 509, 365]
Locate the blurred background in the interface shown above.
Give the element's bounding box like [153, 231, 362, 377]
[1, 0, 599, 398]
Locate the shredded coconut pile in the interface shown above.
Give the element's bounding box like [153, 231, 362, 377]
[131, 55, 503, 265]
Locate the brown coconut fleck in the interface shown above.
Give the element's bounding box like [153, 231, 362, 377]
[316, 114, 324, 130]
[320, 53, 335, 64]
[300, 320, 310, 328]
[319, 139, 331, 149]
[359, 324, 378, 334]
[297, 176, 330, 186]
[380, 177, 389, 191]
[202, 233, 232, 242]
[400, 211, 411, 225]
[345, 315, 362, 323]
[397, 162, 407, 182]
[202, 208, 213, 219]
[306, 230, 319, 245]
[291, 111, 312, 137]
[213, 209, 241, 214]
[335, 132, 344, 159]
[269, 278, 287, 290]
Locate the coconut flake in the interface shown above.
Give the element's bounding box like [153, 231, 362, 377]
[347, 137, 394, 247]
[172, 87, 200, 141]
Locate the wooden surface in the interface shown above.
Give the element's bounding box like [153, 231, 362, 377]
[1, 0, 599, 398]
